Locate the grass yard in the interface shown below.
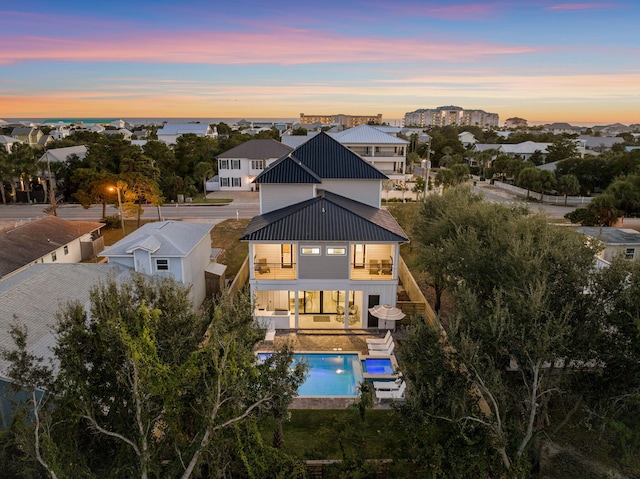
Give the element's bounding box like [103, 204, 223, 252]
[260, 409, 399, 460]
[212, 219, 250, 278]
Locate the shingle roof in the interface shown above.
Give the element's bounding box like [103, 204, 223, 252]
[0, 263, 129, 378]
[241, 190, 408, 242]
[0, 217, 104, 278]
[217, 139, 292, 159]
[577, 227, 640, 245]
[101, 220, 212, 257]
[255, 132, 386, 184]
[330, 124, 408, 145]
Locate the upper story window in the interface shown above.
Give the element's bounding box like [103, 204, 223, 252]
[63, 245, 69, 255]
[156, 259, 169, 271]
[219, 159, 229, 169]
[327, 247, 346, 255]
[51, 252, 57, 262]
[301, 246, 321, 255]
[231, 159, 241, 169]
[251, 160, 264, 170]
[625, 248, 636, 260]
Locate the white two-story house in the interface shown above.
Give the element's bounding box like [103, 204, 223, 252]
[241, 132, 409, 331]
[216, 139, 292, 191]
[331, 125, 409, 180]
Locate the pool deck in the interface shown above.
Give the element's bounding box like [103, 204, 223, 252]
[260, 329, 398, 409]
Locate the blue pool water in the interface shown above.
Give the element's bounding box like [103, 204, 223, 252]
[258, 353, 363, 397]
[362, 357, 394, 375]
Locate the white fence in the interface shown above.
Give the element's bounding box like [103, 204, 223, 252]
[491, 181, 594, 206]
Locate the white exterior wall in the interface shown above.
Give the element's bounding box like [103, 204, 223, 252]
[260, 184, 315, 214]
[319, 179, 381, 208]
[39, 238, 85, 265]
[179, 234, 212, 307]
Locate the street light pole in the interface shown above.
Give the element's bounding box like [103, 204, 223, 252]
[422, 159, 431, 202]
[109, 185, 125, 236]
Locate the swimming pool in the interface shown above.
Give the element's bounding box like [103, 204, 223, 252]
[258, 352, 363, 397]
[362, 357, 394, 375]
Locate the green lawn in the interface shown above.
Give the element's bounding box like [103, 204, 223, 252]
[260, 409, 399, 460]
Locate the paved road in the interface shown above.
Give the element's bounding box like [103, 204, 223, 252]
[0, 201, 259, 228]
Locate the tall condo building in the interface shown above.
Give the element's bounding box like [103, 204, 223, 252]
[300, 113, 383, 128]
[404, 106, 499, 128]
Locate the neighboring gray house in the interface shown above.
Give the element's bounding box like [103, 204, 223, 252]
[0, 263, 128, 428]
[577, 135, 624, 153]
[101, 221, 214, 307]
[577, 227, 640, 263]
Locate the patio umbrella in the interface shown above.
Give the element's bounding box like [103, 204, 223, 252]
[368, 304, 405, 321]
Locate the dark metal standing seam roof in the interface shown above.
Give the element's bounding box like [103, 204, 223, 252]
[240, 191, 408, 243]
[216, 139, 292, 159]
[254, 132, 387, 183]
[254, 155, 322, 184]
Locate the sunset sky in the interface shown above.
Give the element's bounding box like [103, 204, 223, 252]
[1, 1, 639, 125]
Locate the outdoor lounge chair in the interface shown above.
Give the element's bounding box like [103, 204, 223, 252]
[373, 378, 403, 391]
[366, 330, 392, 346]
[375, 381, 406, 401]
[367, 335, 393, 351]
[254, 258, 270, 274]
[368, 341, 395, 356]
[264, 323, 276, 342]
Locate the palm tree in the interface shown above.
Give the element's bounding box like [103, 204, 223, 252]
[556, 174, 580, 205]
[517, 167, 541, 200]
[587, 194, 620, 226]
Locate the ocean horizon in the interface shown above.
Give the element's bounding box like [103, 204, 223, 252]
[0, 117, 622, 128]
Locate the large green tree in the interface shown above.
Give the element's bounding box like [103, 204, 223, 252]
[407, 187, 602, 474]
[2, 276, 306, 479]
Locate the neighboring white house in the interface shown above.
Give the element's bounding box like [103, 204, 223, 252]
[216, 139, 292, 191]
[101, 221, 214, 307]
[458, 131, 477, 148]
[0, 135, 22, 153]
[577, 227, 640, 263]
[101, 128, 133, 140]
[38, 145, 88, 164]
[241, 132, 409, 332]
[330, 124, 409, 179]
[0, 216, 105, 280]
[156, 123, 217, 145]
[498, 141, 551, 160]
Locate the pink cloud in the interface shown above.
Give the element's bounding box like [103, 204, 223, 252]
[547, 3, 611, 10]
[0, 28, 536, 66]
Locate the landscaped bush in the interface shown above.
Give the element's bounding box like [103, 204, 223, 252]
[101, 214, 122, 229]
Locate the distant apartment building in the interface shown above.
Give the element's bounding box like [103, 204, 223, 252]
[404, 106, 499, 128]
[300, 113, 383, 128]
[504, 117, 528, 128]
